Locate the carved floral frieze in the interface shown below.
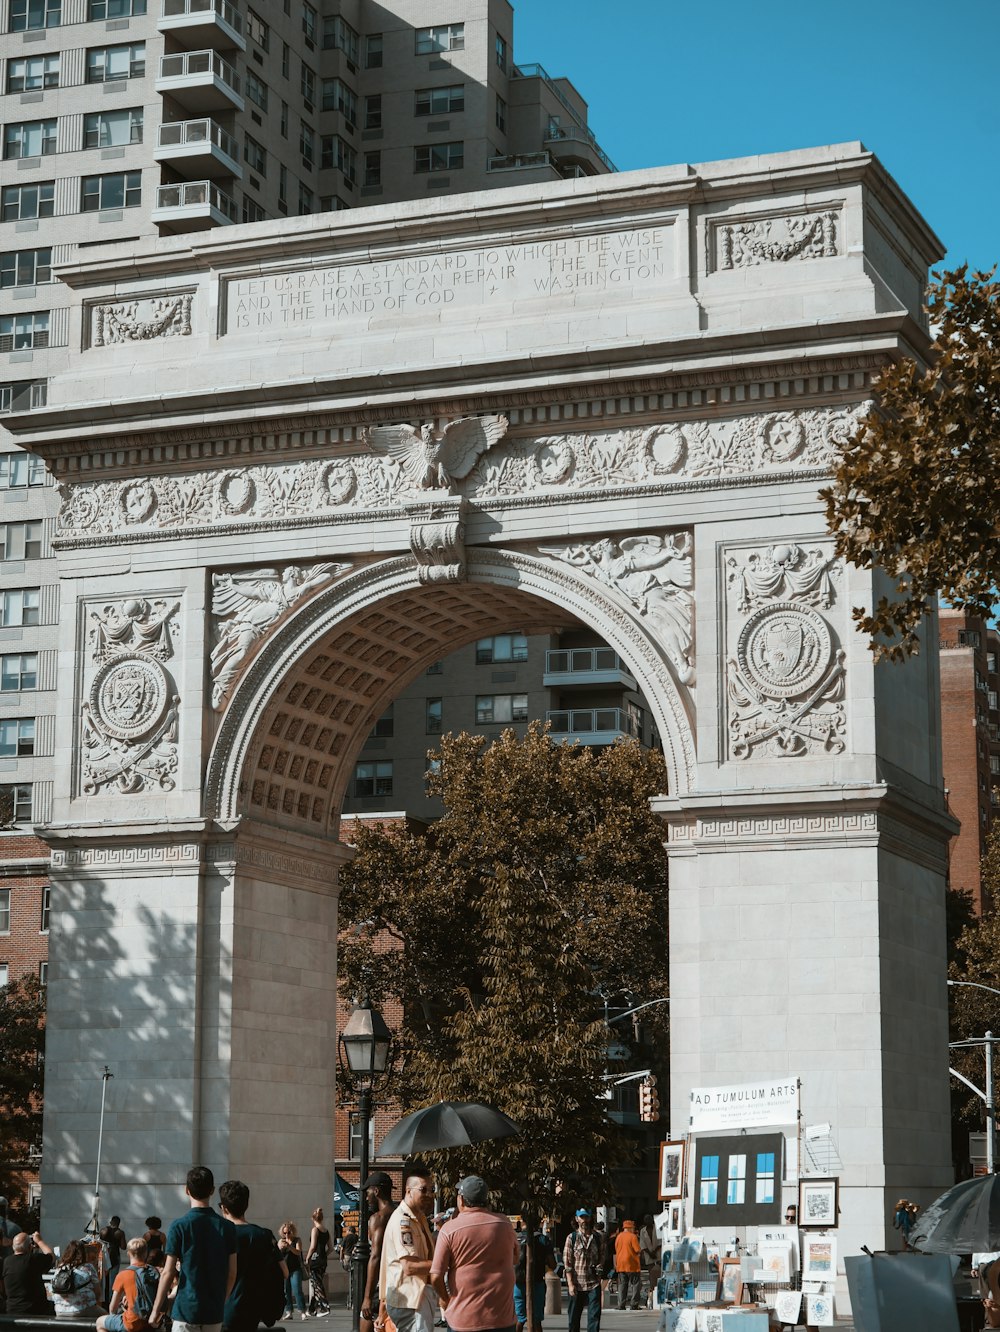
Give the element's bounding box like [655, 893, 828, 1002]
[724, 543, 846, 761]
[715, 211, 839, 270]
[56, 405, 868, 542]
[91, 293, 193, 347]
[81, 597, 182, 795]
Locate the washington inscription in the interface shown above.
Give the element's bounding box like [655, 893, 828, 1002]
[225, 225, 673, 334]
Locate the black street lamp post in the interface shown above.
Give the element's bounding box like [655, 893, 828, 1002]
[338, 1000, 393, 1332]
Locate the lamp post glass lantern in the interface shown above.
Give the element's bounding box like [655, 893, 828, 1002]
[339, 1000, 393, 1332]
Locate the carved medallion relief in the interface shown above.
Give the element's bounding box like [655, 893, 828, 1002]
[724, 543, 845, 761]
[81, 597, 181, 795]
[56, 405, 867, 542]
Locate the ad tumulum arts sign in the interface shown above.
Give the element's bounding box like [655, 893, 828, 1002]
[6, 145, 955, 1288]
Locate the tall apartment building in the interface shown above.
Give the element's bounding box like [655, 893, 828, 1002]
[939, 607, 1000, 914]
[0, 0, 613, 993]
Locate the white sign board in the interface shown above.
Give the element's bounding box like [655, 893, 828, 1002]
[688, 1076, 799, 1131]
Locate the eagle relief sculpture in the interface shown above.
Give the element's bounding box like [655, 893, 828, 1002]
[361, 415, 509, 493]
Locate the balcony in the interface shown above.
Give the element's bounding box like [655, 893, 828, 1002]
[486, 151, 561, 181]
[156, 50, 243, 113]
[543, 124, 615, 177]
[543, 647, 638, 691]
[512, 62, 617, 172]
[546, 707, 640, 747]
[152, 179, 237, 231]
[155, 118, 242, 178]
[159, 0, 245, 50]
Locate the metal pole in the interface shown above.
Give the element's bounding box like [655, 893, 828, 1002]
[988, 1032, 995, 1174]
[88, 1066, 113, 1236]
[351, 1085, 373, 1332]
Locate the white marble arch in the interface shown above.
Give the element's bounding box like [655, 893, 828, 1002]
[206, 548, 697, 831]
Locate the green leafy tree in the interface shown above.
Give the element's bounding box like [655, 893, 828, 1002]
[822, 266, 1000, 660]
[338, 724, 670, 1213]
[948, 829, 1000, 1143]
[0, 974, 46, 1209]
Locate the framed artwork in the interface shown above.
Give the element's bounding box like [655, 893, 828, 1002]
[756, 1241, 792, 1283]
[695, 1311, 724, 1332]
[798, 1177, 839, 1228]
[717, 1256, 743, 1304]
[801, 1234, 837, 1281]
[659, 1140, 687, 1198]
[670, 1200, 684, 1232]
[691, 1133, 784, 1226]
[806, 1292, 835, 1325]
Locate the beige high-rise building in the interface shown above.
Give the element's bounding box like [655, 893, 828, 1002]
[0, 0, 612, 996]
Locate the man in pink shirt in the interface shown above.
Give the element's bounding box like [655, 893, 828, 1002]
[430, 1176, 518, 1332]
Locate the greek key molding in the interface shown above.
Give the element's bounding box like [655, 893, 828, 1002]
[668, 812, 878, 843]
[206, 840, 334, 886]
[56, 404, 867, 543]
[50, 842, 202, 870]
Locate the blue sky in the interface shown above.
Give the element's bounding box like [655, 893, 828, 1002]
[515, 0, 998, 273]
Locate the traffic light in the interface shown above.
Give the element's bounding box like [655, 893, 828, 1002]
[639, 1075, 660, 1122]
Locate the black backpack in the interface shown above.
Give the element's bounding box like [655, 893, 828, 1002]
[131, 1265, 160, 1325]
[259, 1232, 286, 1328]
[52, 1266, 81, 1295]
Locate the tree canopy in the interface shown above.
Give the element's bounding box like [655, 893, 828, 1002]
[822, 266, 1000, 660]
[337, 723, 670, 1214]
[0, 974, 45, 1209]
[948, 827, 1000, 1135]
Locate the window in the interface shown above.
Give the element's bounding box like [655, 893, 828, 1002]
[371, 704, 393, 738]
[415, 85, 464, 116]
[1, 654, 38, 691]
[363, 150, 380, 187]
[992, 691, 999, 711]
[40, 885, 49, 932]
[364, 95, 382, 131]
[246, 72, 269, 111]
[496, 94, 506, 132]
[319, 195, 350, 212]
[0, 590, 39, 628]
[322, 78, 357, 122]
[281, 43, 290, 79]
[755, 1152, 776, 1204]
[699, 1155, 719, 1207]
[242, 196, 266, 224]
[81, 171, 141, 212]
[247, 9, 268, 48]
[426, 698, 442, 733]
[726, 1155, 746, 1206]
[960, 630, 982, 647]
[86, 43, 144, 82]
[1, 183, 54, 223]
[6, 54, 60, 93]
[88, 0, 146, 15]
[10, 0, 61, 30]
[426, 660, 443, 675]
[83, 107, 142, 149]
[244, 135, 266, 174]
[324, 15, 359, 63]
[298, 183, 312, 215]
[0, 521, 43, 558]
[301, 1, 317, 43]
[39, 961, 47, 985]
[321, 136, 356, 181]
[280, 102, 289, 137]
[353, 761, 392, 797]
[415, 24, 464, 54]
[476, 634, 527, 664]
[0, 965, 7, 989]
[476, 694, 528, 724]
[365, 33, 382, 68]
[1, 250, 51, 289]
[0, 382, 46, 415]
[348, 1113, 374, 1160]
[0, 784, 32, 823]
[0, 718, 34, 758]
[414, 142, 463, 173]
[278, 165, 288, 207]
[0, 453, 45, 487]
[300, 61, 316, 106]
[495, 33, 508, 72]
[4, 120, 57, 160]
[0, 889, 8, 934]
[299, 122, 314, 167]
[989, 652, 999, 673]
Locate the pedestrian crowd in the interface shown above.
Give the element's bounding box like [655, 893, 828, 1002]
[1, 1175, 660, 1332]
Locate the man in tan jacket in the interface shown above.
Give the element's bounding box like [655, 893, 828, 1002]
[379, 1166, 436, 1332]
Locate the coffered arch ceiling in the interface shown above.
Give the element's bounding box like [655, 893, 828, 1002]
[206, 551, 697, 836]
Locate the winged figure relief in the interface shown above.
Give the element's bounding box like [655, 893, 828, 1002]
[210, 562, 346, 707]
[362, 415, 509, 492]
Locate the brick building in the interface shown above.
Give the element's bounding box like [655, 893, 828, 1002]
[0, 831, 50, 987]
[938, 608, 1000, 913]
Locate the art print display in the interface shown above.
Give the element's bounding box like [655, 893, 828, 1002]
[802, 1235, 837, 1280]
[663, 1308, 697, 1332]
[695, 1310, 724, 1332]
[692, 1134, 783, 1226]
[798, 1177, 839, 1228]
[756, 1241, 792, 1283]
[757, 1225, 799, 1271]
[806, 1291, 835, 1325]
[773, 1291, 802, 1323]
[659, 1140, 687, 1198]
[717, 1256, 743, 1304]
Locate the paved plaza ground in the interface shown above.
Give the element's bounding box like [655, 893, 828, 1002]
[305, 1301, 856, 1330]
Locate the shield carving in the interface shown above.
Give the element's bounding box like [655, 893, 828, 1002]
[763, 619, 803, 679]
[109, 668, 146, 721]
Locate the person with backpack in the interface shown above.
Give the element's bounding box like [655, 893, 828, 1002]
[218, 1179, 287, 1332]
[97, 1237, 160, 1332]
[563, 1211, 605, 1332]
[50, 1239, 105, 1318]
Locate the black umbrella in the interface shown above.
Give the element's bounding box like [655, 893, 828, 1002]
[378, 1100, 520, 1157]
[910, 1174, 1000, 1252]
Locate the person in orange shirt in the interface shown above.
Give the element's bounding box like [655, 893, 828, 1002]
[613, 1221, 642, 1311]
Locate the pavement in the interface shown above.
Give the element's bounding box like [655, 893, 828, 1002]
[293, 1303, 858, 1331]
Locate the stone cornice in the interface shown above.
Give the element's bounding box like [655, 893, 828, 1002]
[38, 349, 884, 479]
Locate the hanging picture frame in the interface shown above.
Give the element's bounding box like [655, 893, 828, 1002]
[801, 1234, 837, 1281]
[798, 1177, 839, 1228]
[717, 1256, 743, 1304]
[659, 1140, 687, 1199]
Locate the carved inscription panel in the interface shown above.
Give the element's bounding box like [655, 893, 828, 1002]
[224, 225, 674, 334]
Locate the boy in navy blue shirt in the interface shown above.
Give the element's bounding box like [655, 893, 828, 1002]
[150, 1166, 237, 1332]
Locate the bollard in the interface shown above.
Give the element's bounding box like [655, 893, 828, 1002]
[544, 1270, 561, 1315]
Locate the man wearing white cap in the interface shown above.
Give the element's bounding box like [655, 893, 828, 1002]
[431, 1177, 517, 1332]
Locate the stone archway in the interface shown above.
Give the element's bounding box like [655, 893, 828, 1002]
[16, 147, 957, 1277]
